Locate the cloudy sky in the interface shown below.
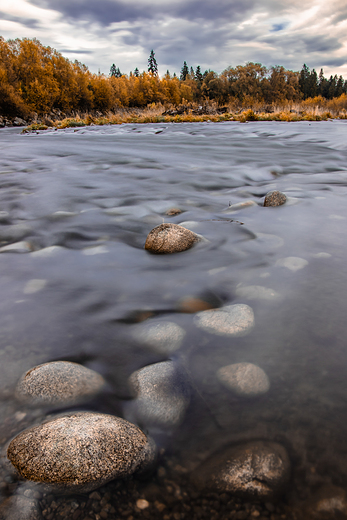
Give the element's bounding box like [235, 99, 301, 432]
[1, 0, 347, 78]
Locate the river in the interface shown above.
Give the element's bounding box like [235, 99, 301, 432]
[0, 120, 347, 518]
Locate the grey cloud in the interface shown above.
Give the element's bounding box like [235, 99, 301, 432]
[0, 10, 39, 28]
[59, 49, 93, 54]
[28, 0, 260, 26]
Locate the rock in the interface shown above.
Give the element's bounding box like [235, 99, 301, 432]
[224, 201, 257, 212]
[127, 361, 190, 428]
[306, 485, 347, 519]
[13, 117, 27, 127]
[263, 190, 287, 207]
[145, 223, 200, 254]
[132, 321, 186, 354]
[235, 285, 281, 301]
[165, 208, 182, 216]
[0, 241, 33, 253]
[276, 257, 308, 272]
[192, 441, 290, 499]
[177, 296, 217, 313]
[7, 412, 156, 493]
[194, 304, 254, 336]
[217, 362, 270, 397]
[0, 495, 42, 520]
[15, 361, 105, 406]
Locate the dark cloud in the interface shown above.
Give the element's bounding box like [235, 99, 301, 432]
[0, 10, 39, 28]
[28, 0, 258, 26]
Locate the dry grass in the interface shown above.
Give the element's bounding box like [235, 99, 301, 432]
[22, 97, 347, 133]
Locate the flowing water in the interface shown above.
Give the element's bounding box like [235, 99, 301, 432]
[0, 121, 347, 518]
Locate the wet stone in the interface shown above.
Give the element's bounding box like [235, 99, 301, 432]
[7, 412, 156, 493]
[127, 361, 190, 428]
[217, 362, 270, 397]
[305, 485, 347, 519]
[15, 361, 105, 406]
[144, 223, 201, 254]
[263, 191, 287, 207]
[192, 441, 290, 500]
[132, 321, 186, 354]
[165, 208, 182, 216]
[194, 304, 254, 337]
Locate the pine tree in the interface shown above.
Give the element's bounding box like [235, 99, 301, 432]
[299, 64, 310, 99]
[190, 66, 194, 78]
[180, 61, 189, 81]
[195, 65, 203, 83]
[134, 67, 139, 77]
[110, 64, 122, 77]
[148, 50, 158, 75]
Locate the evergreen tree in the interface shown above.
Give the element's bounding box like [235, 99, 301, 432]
[180, 61, 189, 81]
[336, 75, 344, 97]
[308, 69, 318, 98]
[195, 65, 203, 83]
[148, 50, 158, 75]
[110, 64, 122, 77]
[166, 70, 170, 78]
[190, 66, 194, 77]
[134, 67, 139, 77]
[299, 64, 310, 99]
[328, 75, 337, 99]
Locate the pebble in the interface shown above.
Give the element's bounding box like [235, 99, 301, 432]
[235, 285, 281, 301]
[165, 208, 182, 216]
[194, 304, 254, 336]
[132, 321, 186, 354]
[127, 361, 190, 428]
[192, 441, 290, 499]
[15, 361, 105, 406]
[217, 362, 270, 397]
[136, 499, 149, 510]
[276, 257, 308, 272]
[145, 223, 201, 254]
[263, 191, 287, 207]
[224, 201, 257, 212]
[0, 241, 33, 253]
[7, 412, 156, 493]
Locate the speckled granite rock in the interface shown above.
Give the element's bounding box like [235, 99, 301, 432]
[15, 361, 105, 406]
[217, 362, 270, 397]
[7, 412, 156, 493]
[264, 190, 287, 207]
[127, 361, 190, 428]
[145, 223, 200, 253]
[194, 304, 254, 336]
[192, 441, 290, 499]
[132, 321, 186, 354]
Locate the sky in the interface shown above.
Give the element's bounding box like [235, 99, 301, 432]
[1, 0, 347, 78]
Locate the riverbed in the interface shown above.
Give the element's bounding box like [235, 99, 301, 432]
[0, 121, 347, 519]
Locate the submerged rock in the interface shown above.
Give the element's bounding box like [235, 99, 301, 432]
[305, 485, 347, 519]
[145, 223, 200, 254]
[165, 207, 182, 216]
[217, 362, 270, 397]
[132, 321, 186, 354]
[192, 441, 290, 499]
[194, 304, 254, 336]
[7, 412, 155, 493]
[0, 495, 42, 520]
[127, 361, 190, 428]
[264, 190, 287, 207]
[15, 361, 105, 406]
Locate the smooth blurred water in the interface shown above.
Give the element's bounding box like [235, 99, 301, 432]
[0, 120, 347, 511]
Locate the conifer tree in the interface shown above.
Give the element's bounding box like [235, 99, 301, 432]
[134, 67, 139, 77]
[110, 64, 121, 77]
[148, 50, 158, 75]
[195, 65, 203, 83]
[180, 61, 189, 81]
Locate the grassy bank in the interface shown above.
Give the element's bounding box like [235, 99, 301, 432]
[20, 99, 347, 133]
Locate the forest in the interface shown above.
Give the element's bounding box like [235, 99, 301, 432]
[1, 37, 347, 123]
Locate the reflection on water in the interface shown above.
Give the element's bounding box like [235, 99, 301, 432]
[0, 121, 347, 518]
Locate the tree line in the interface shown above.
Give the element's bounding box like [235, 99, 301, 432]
[1, 37, 347, 119]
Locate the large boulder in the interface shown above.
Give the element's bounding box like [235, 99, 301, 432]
[217, 362, 270, 397]
[15, 361, 105, 406]
[7, 412, 156, 493]
[127, 361, 190, 428]
[194, 304, 254, 336]
[145, 223, 201, 253]
[192, 441, 290, 499]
